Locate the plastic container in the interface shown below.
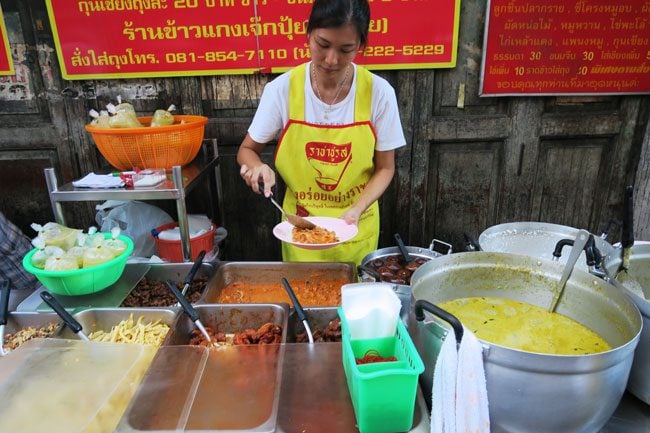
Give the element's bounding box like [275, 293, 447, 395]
[85, 115, 208, 170]
[338, 307, 425, 433]
[341, 282, 401, 340]
[153, 222, 215, 262]
[22, 233, 134, 296]
[132, 169, 166, 188]
[0, 338, 155, 433]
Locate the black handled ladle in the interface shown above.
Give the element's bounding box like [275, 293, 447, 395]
[394, 233, 413, 263]
[0, 281, 11, 355]
[281, 277, 314, 344]
[165, 280, 215, 346]
[40, 291, 89, 341]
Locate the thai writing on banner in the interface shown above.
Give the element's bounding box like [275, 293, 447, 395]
[0, 4, 14, 76]
[46, 0, 460, 79]
[480, 0, 650, 96]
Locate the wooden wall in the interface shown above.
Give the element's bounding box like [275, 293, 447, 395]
[1, 0, 649, 261]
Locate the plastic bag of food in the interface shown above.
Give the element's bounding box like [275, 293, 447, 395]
[150, 104, 176, 127]
[31, 222, 82, 251]
[102, 227, 127, 257]
[44, 256, 79, 271]
[30, 237, 65, 269]
[62, 246, 86, 267]
[114, 95, 136, 114]
[89, 109, 111, 128]
[82, 245, 114, 268]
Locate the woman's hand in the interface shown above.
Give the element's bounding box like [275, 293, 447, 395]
[239, 163, 276, 197]
[341, 206, 362, 225]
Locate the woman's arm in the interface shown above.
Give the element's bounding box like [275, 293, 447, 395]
[341, 149, 396, 224]
[237, 133, 276, 197]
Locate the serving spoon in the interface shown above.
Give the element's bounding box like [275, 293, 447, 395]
[260, 182, 316, 230]
[548, 229, 590, 313]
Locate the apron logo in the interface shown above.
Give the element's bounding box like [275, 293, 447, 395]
[305, 141, 352, 191]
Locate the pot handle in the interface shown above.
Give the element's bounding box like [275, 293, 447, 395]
[414, 299, 463, 345]
[599, 218, 621, 241]
[462, 232, 481, 252]
[429, 238, 453, 254]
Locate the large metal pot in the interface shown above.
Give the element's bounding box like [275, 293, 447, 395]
[359, 238, 452, 283]
[409, 252, 642, 433]
[478, 222, 615, 273]
[602, 242, 650, 404]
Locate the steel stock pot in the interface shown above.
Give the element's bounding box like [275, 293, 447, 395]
[477, 222, 615, 273]
[409, 251, 642, 433]
[602, 242, 650, 404]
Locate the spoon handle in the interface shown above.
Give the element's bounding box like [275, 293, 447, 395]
[268, 196, 287, 217]
[548, 229, 589, 313]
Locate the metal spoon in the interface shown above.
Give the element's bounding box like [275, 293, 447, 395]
[165, 280, 215, 346]
[0, 281, 11, 355]
[40, 291, 89, 341]
[281, 277, 314, 344]
[548, 229, 590, 313]
[260, 182, 316, 229]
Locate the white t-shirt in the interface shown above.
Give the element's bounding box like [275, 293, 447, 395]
[248, 62, 406, 152]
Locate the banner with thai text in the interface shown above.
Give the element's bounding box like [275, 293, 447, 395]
[46, 0, 461, 80]
[480, 0, 650, 96]
[0, 4, 15, 76]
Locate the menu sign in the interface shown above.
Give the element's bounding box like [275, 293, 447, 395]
[480, 0, 650, 96]
[0, 4, 15, 75]
[46, 0, 460, 80]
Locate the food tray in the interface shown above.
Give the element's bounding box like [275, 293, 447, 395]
[120, 262, 215, 307]
[198, 261, 357, 306]
[1, 312, 62, 353]
[55, 308, 179, 343]
[162, 303, 289, 346]
[117, 304, 289, 433]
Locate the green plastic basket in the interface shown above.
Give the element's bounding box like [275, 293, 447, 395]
[22, 233, 134, 296]
[338, 307, 424, 433]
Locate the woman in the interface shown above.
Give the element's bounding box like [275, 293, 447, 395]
[237, 0, 406, 264]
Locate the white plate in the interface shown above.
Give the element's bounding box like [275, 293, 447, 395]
[272, 216, 359, 250]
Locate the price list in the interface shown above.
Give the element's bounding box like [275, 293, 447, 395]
[480, 0, 650, 96]
[46, 0, 460, 80]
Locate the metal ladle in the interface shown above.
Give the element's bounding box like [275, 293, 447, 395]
[165, 280, 215, 347]
[260, 182, 316, 230]
[548, 229, 590, 313]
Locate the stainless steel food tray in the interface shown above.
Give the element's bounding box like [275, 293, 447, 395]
[198, 261, 357, 305]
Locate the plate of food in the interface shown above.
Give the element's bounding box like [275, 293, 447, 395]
[272, 216, 359, 250]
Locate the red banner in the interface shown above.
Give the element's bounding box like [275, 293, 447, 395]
[46, 0, 460, 80]
[480, 0, 650, 96]
[0, 4, 15, 76]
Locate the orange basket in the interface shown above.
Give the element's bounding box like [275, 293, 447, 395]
[85, 115, 208, 170]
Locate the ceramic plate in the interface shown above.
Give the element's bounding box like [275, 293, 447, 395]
[272, 216, 358, 250]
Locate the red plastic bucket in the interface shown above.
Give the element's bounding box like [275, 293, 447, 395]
[153, 222, 215, 262]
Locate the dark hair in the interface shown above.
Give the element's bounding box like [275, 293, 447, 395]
[307, 0, 371, 46]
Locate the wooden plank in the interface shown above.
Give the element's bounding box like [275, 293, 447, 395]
[425, 142, 503, 251]
[635, 119, 650, 240]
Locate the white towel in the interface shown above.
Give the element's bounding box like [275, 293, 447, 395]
[431, 326, 490, 433]
[72, 172, 124, 188]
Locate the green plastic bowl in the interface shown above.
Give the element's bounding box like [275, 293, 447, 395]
[22, 233, 134, 296]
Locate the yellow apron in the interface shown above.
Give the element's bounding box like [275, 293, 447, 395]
[274, 63, 378, 265]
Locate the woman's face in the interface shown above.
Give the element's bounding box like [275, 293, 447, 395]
[308, 24, 361, 78]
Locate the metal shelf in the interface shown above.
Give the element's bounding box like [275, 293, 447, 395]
[45, 141, 221, 261]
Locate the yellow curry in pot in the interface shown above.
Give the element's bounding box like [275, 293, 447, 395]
[438, 297, 611, 355]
